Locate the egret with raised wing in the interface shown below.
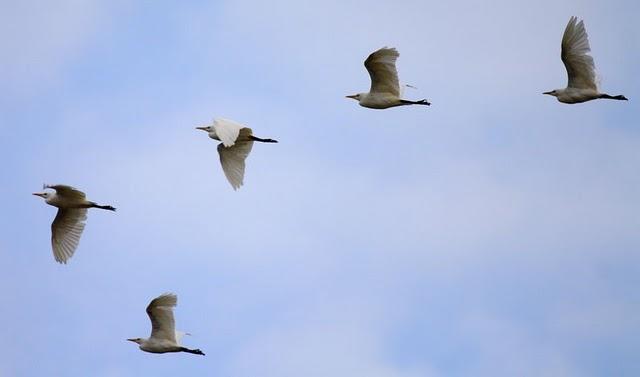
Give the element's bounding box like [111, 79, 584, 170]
[32, 184, 115, 264]
[196, 118, 277, 190]
[544, 16, 627, 104]
[127, 293, 205, 356]
[346, 47, 430, 109]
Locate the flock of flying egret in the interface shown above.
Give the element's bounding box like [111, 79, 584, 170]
[31, 16, 627, 356]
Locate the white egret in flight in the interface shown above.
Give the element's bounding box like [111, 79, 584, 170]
[196, 118, 277, 190]
[346, 47, 430, 109]
[32, 184, 115, 264]
[127, 293, 205, 356]
[544, 16, 628, 104]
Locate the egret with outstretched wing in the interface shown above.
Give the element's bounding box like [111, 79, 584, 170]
[196, 118, 277, 190]
[346, 47, 430, 109]
[127, 293, 205, 356]
[33, 184, 115, 264]
[544, 17, 627, 103]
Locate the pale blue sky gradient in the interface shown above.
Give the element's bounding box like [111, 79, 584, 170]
[1, 1, 639, 376]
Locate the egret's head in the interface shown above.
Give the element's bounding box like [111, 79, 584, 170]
[196, 126, 213, 133]
[543, 90, 558, 97]
[127, 338, 143, 345]
[346, 94, 361, 101]
[32, 191, 50, 199]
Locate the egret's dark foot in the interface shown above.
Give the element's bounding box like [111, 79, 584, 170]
[95, 204, 116, 211]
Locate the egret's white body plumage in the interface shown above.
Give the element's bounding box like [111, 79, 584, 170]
[127, 293, 205, 356]
[544, 17, 627, 104]
[197, 118, 277, 190]
[32, 184, 115, 264]
[347, 47, 430, 109]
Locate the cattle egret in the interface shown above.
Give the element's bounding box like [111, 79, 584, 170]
[32, 184, 115, 264]
[346, 47, 430, 109]
[127, 293, 205, 356]
[544, 16, 628, 104]
[196, 118, 277, 190]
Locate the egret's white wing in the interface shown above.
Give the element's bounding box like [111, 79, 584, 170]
[46, 184, 86, 201]
[561, 16, 597, 90]
[217, 128, 254, 190]
[364, 47, 400, 96]
[146, 293, 178, 343]
[213, 119, 245, 147]
[51, 208, 87, 264]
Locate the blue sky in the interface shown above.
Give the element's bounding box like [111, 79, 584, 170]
[1, 0, 639, 376]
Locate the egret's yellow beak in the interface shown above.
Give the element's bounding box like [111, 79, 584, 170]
[542, 91, 553, 95]
[32, 192, 46, 198]
[196, 126, 208, 131]
[346, 95, 358, 99]
[126, 338, 136, 342]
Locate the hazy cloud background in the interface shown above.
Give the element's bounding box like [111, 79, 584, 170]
[1, 0, 639, 376]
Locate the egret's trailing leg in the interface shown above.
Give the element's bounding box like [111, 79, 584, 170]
[400, 99, 431, 106]
[598, 94, 628, 101]
[250, 136, 278, 143]
[90, 202, 116, 211]
[180, 347, 205, 355]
